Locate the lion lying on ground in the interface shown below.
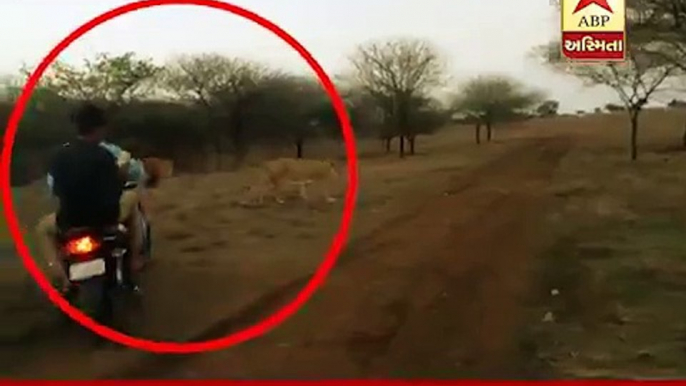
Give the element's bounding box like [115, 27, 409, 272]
[242, 158, 339, 205]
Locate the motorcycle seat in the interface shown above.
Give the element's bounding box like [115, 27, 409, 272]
[58, 224, 128, 240]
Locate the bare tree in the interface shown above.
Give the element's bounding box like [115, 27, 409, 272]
[339, 87, 387, 149]
[247, 75, 333, 158]
[627, 0, 686, 60]
[404, 95, 449, 154]
[162, 54, 272, 168]
[536, 42, 676, 160]
[348, 38, 446, 157]
[627, 0, 686, 147]
[452, 75, 544, 144]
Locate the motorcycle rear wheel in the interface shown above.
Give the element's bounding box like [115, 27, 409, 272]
[73, 276, 113, 325]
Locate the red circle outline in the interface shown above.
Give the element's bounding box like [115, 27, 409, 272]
[1, 0, 358, 354]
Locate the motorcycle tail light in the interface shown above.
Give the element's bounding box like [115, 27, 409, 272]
[64, 235, 101, 257]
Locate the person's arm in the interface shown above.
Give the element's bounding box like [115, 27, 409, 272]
[117, 151, 133, 181]
[127, 158, 147, 185]
[47, 151, 63, 198]
[100, 142, 133, 181]
[100, 150, 123, 205]
[46, 173, 55, 196]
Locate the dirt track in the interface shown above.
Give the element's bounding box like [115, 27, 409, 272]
[0, 134, 572, 379]
[7, 112, 686, 379]
[117, 136, 572, 379]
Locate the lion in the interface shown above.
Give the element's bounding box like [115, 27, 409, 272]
[242, 158, 339, 205]
[141, 157, 174, 188]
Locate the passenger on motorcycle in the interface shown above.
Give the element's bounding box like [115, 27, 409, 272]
[34, 103, 146, 292]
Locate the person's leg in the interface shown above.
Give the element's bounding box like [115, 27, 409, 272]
[324, 170, 338, 203]
[35, 213, 68, 290]
[138, 187, 151, 222]
[271, 176, 286, 204]
[119, 190, 144, 272]
[136, 186, 152, 256]
[295, 180, 311, 202]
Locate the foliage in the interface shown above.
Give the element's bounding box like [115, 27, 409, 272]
[161, 54, 274, 167]
[537, 100, 560, 116]
[626, 0, 686, 70]
[347, 38, 447, 156]
[535, 40, 677, 159]
[41, 52, 161, 105]
[2, 37, 544, 184]
[453, 75, 544, 126]
[605, 103, 625, 112]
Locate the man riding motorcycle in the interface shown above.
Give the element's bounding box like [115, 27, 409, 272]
[34, 103, 146, 292]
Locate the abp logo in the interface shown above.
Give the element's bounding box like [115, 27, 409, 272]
[561, 0, 626, 61]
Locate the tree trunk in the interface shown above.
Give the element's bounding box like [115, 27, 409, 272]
[295, 138, 304, 159]
[486, 122, 492, 142]
[682, 118, 686, 149]
[408, 136, 416, 155]
[385, 137, 392, 153]
[206, 107, 222, 171]
[399, 135, 405, 158]
[475, 122, 481, 144]
[630, 110, 640, 161]
[673, 2, 682, 28]
[230, 105, 247, 169]
[214, 135, 223, 171]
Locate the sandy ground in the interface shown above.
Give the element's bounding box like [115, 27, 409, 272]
[3, 110, 686, 379]
[125, 135, 571, 380]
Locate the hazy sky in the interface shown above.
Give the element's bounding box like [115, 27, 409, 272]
[0, 0, 629, 112]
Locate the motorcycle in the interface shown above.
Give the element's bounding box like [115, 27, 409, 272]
[58, 185, 152, 326]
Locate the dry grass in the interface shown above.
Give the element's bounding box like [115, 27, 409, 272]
[524, 108, 686, 379]
[4, 109, 686, 378]
[0, 125, 507, 352]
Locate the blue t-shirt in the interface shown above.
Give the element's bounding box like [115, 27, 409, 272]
[47, 141, 146, 195]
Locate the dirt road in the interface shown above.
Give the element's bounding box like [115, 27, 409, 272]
[115, 136, 571, 379]
[1, 134, 571, 379]
[7, 112, 686, 379]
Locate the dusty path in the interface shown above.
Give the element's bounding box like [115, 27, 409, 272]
[0, 134, 570, 379]
[118, 136, 572, 379]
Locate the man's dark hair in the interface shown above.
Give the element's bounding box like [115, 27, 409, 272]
[72, 103, 107, 135]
